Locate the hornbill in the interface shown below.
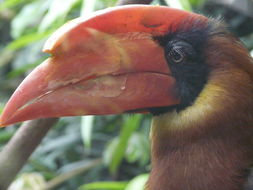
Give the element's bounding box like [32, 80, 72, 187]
[1, 5, 253, 190]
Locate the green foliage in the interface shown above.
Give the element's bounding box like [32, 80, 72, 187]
[125, 132, 150, 165]
[125, 174, 149, 190]
[0, 0, 31, 11]
[81, 116, 95, 151]
[7, 30, 53, 50]
[79, 174, 149, 190]
[189, 0, 205, 6]
[11, 0, 50, 38]
[79, 181, 128, 190]
[0, 0, 252, 190]
[104, 115, 143, 174]
[8, 173, 46, 190]
[39, 0, 80, 32]
[165, 0, 192, 11]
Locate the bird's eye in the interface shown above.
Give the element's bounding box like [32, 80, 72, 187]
[168, 47, 185, 63]
[165, 40, 195, 64]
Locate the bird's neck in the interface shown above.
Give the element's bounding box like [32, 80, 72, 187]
[147, 69, 253, 190]
[147, 121, 252, 190]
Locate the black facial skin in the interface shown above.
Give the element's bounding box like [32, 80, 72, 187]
[126, 20, 214, 115]
[149, 19, 211, 115]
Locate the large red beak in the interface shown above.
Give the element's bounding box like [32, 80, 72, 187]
[0, 5, 204, 126]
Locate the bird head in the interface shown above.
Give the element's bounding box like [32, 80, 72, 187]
[0, 5, 252, 127]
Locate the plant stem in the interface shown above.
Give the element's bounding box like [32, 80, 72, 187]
[0, 118, 58, 190]
[44, 158, 103, 190]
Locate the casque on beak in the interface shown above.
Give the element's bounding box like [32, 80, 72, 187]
[0, 5, 204, 126]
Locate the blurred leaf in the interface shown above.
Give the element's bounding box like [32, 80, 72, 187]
[38, 133, 80, 153]
[189, 0, 205, 6]
[80, 0, 96, 16]
[6, 30, 53, 50]
[11, 0, 51, 38]
[125, 132, 150, 166]
[39, 0, 79, 32]
[45, 158, 102, 189]
[28, 159, 56, 179]
[81, 116, 95, 152]
[7, 61, 40, 78]
[0, 130, 15, 143]
[153, 0, 162, 5]
[0, 49, 15, 67]
[102, 0, 118, 7]
[104, 137, 119, 165]
[165, 0, 192, 11]
[79, 181, 128, 190]
[59, 160, 90, 173]
[104, 115, 143, 174]
[11, 40, 46, 72]
[8, 173, 46, 190]
[0, 103, 4, 114]
[125, 174, 149, 190]
[0, 0, 29, 11]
